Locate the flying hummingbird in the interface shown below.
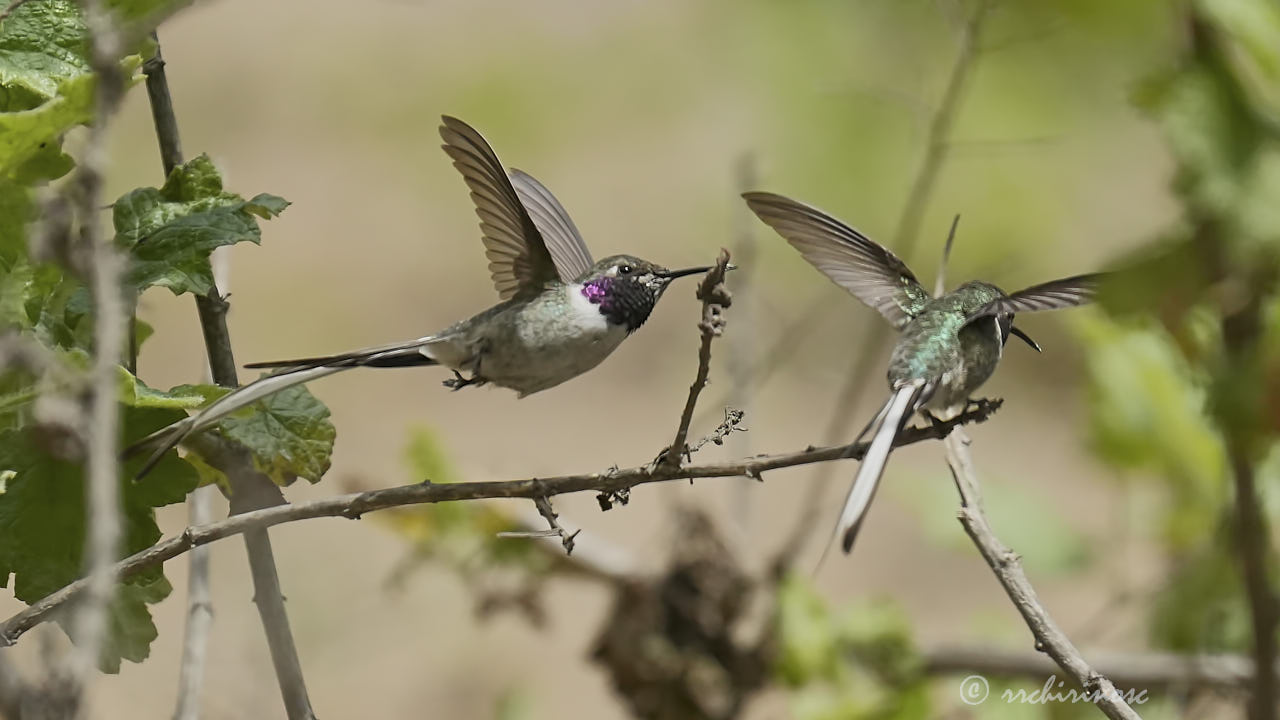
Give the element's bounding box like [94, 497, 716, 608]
[742, 191, 1100, 557]
[126, 116, 714, 475]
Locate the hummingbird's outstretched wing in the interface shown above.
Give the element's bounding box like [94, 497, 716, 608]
[439, 116, 581, 299]
[124, 338, 443, 479]
[964, 274, 1102, 323]
[742, 192, 930, 328]
[509, 169, 593, 280]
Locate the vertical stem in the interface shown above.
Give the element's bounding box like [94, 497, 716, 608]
[71, 0, 128, 712]
[143, 33, 315, 720]
[171, 485, 214, 720]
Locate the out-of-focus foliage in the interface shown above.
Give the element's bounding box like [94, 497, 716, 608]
[904, 473, 1092, 576]
[774, 575, 928, 720]
[0, 0, 328, 671]
[1081, 0, 1280, 661]
[380, 426, 548, 583]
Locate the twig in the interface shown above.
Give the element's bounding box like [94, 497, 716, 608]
[942, 431, 1141, 720]
[530, 496, 578, 555]
[171, 485, 214, 720]
[1217, 273, 1277, 720]
[66, 0, 129, 710]
[0, 400, 1005, 645]
[686, 408, 746, 458]
[143, 34, 315, 720]
[658, 249, 732, 471]
[923, 644, 1266, 694]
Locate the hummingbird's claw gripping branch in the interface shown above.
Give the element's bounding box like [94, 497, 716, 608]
[442, 369, 487, 391]
[658, 249, 733, 474]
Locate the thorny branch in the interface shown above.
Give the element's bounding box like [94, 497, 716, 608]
[496, 497, 580, 556]
[658, 249, 732, 471]
[0, 400, 1004, 646]
[943, 431, 1141, 720]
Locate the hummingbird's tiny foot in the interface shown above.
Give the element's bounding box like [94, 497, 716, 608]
[442, 370, 487, 391]
[920, 410, 948, 433]
[966, 397, 1000, 414]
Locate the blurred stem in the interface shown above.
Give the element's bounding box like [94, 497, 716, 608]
[171, 486, 214, 720]
[68, 2, 129, 713]
[143, 34, 316, 720]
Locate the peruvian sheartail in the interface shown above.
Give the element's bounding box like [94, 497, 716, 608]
[126, 116, 714, 476]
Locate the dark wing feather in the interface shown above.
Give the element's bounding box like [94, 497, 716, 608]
[439, 116, 561, 300]
[965, 273, 1102, 323]
[743, 192, 929, 328]
[509, 168, 594, 280]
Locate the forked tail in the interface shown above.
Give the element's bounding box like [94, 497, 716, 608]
[123, 340, 440, 479]
[815, 380, 925, 571]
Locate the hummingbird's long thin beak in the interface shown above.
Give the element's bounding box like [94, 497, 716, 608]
[658, 266, 715, 280]
[1010, 326, 1042, 353]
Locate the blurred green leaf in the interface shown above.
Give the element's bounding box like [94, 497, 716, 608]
[0, 406, 197, 671]
[1198, 0, 1280, 122]
[775, 574, 929, 719]
[115, 154, 288, 296]
[1151, 540, 1251, 652]
[1077, 314, 1228, 547]
[902, 475, 1092, 577]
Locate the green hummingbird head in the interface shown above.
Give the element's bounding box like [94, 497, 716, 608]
[951, 281, 1007, 313]
[578, 255, 713, 331]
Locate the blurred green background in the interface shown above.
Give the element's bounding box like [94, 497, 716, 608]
[5, 0, 1262, 717]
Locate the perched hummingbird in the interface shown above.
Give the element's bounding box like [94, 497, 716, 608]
[127, 116, 714, 475]
[743, 191, 1100, 556]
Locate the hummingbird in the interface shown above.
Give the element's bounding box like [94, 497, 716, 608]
[742, 191, 1100, 557]
[126, 116, 714, 475]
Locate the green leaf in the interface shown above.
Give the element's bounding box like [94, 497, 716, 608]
[115, 154, 288, 296]
[116, 368, 205, 409]
[0, 56, 94, 182]
[214, 381, 335, 485]
[0, 405, 197, 671]
[0, 0, 90, 108]
[1199, 0, 1280, 121]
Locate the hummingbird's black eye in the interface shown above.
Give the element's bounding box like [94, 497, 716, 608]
[618, 264, 633, 275]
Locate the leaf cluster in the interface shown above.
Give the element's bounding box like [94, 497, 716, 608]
[0, 0, 332, 670]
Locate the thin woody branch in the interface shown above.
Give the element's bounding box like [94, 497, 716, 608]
[0, 400, 1002, 646]
[142, 34, 315, 720]
[659, 249, 732, 471]
[943, 432, 1140, 720]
